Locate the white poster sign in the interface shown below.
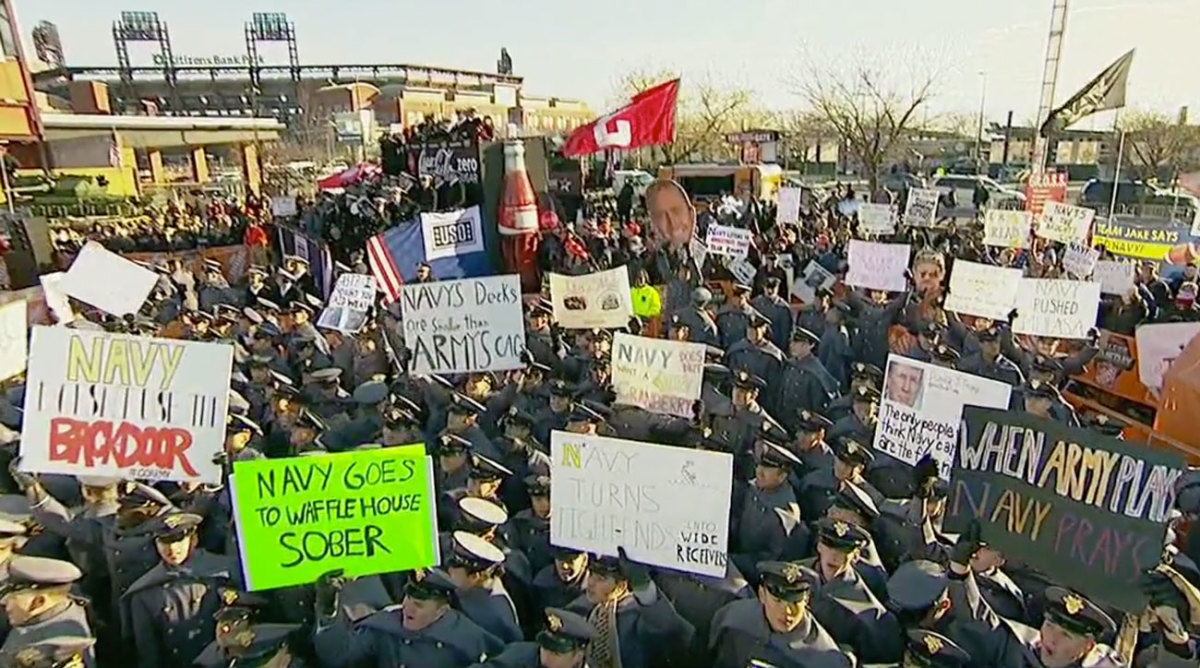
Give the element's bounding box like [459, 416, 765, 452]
[0, 301, 26, 382]
[399, 274, 525, 374]
[612, 334, 705, 417]
[688, 236, 708, 269]
[316, 274, 376, 334]
[705, 224, 753, 260]
[903, 188, 940, 228]
[1135, 323, 1200, 393]
[983, 210, 1032, 248]
[270, 196, 297, 218]
[549, 267, 634, 329]
[777, 187, 802, 225]
[943, 261, 1023, 321]
[550, 431, 733, 576]
[728, 258, 758, 286]
[792, 261, 836, 302]
[1093, 260, 1136, 296]
[845, 241, 909, 292]
[1062, 243, 1100, 278]
[38, 272, 75, 324]
[874, 355, 1011, 480]
[1036, 201, 1095, 244]
[20, 326, 231, 483]
[1012, 278, 1102, 339]
[420, 206, 486, 261]
[858, 203, 896, 234]
[58, 242, 158, 316]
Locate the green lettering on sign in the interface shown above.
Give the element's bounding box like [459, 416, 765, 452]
[230, 445, 439, 591]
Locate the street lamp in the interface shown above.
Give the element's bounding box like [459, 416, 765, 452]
[975, 71, 988, 175]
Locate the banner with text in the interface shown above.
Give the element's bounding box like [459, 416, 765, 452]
[1093, 260, 1136, 295]
[421, 206, 486, 261]
[400, 275, 525, 374]
[549, 267, 634, 329]
[550, 431, 732, 577]
[983, 210, 1033, 248]
[612, 334, 705, 417]
[1036, 201, 1095, 245]
[777, 187, 801, 225]
[846, 241, 909, 292]
[792, 261, 836, 303]
[943, 261, 1023, 321]
[874, 355, 1011, 479]
[946, 406, 1183, 611]
[705, 224, 753, 260]
[231, 446, 439, 590]
[858, 203, 896, 235]
[20, 326, 231, 483]
[1062, 243, 1100, 278]
[317, 274, 376, 334]
[1012, 278, 1101, 339]
[903, 188, 941, 228]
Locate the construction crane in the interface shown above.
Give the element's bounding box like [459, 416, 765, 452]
[1030, 0, 1068, 177]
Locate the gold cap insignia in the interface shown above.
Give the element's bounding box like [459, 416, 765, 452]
[63, 654, 85, 668]
[922, 634, 944, 655]
[547, 613, 563, 632]
[782, 563, 801, 584]
[413, 569, 427, 582]
[14, 648, 43, 668]
[1062, 594, 1084, 615]
[834, 521, 849, 537]
[163, 514, 185, 530]
[221, 589, 239, 605]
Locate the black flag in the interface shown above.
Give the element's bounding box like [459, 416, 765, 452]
[1039, 49, 1134, 137]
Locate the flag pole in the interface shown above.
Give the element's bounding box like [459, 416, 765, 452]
[1108, 108, 1125, 223]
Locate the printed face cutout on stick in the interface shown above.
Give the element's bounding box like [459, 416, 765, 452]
[647, 179, 696, 250]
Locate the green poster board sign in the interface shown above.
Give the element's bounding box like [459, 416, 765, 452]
[231, 446, 440, 591]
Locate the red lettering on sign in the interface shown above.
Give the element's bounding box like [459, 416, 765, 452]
[48, 418, 198, 476]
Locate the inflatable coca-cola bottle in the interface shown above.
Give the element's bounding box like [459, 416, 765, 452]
[498, 140, 541, 293]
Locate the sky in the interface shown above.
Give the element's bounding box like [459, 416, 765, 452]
[17, 0, 1200, 127]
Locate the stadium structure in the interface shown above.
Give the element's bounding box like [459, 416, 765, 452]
[30, 12, 590, 134]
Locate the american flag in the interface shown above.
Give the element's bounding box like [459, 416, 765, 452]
[367, 225, 407, 304]
[367, 218, 497, 303]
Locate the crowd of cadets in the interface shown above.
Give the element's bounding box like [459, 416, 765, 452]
[0, 180, 1196, 668]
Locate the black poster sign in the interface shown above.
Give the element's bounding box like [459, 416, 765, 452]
[408, 138, 481, 185]
[946, 406, 1184, 611]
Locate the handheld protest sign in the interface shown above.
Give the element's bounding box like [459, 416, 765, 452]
[230, 447, 439, 591]
[946, 406, 1184, 611]
[646, 179, 696, 250]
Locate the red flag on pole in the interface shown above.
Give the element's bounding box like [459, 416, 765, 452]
[561, 79, 680, 158]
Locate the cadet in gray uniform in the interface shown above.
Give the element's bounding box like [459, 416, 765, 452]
[192, 602, 303, 668]
[774, 328, 838, 430]
[674, 287, 720, 348]
[709, 561, 850, 668]
[801, 517, 903, 664]
[0, 556, 95, 667]
[725, 312, 785, 392]
[311, 567, 503, 668]
[730, 442, 808, 581]
[469, 606, 596, 668]
[716, 284, 757, 350]
[445, 531, 523, 645]
[751, 277, 794, 351]
[0, 636, 94, 668]
[797, 437, 882, 522]
[822, 481, 888, 599]
[122, 513, 240, 668]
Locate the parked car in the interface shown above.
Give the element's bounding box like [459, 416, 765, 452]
[930, 174, 1026, 207]
[1079, 179, 1197, 216]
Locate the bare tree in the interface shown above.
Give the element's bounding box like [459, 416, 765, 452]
[792, 50, 940, 193]
[1118, 110, 1200, 182]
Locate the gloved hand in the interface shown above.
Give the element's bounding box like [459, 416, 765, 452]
[7, 457, 36, 492]
[315, 569, 346, 617]
[912, 455, 940, 500]
[950, 519, 983, 566]
[1007, 309, 1019, 323]
[618, 547, 651, 591]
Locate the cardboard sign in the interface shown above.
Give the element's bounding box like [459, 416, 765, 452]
[1036, 201, 1095, 245]
[20, 326, 231, 483]
[903, 188, 940, 228]
[728, 258, 757, 286]
[792, 261, 836, 302]
[777, 187, 802, 225]
[1062, 244, 1100, 278]
[58, 242, 158, 316]
[983, 210, 1032, 248]
[612, 333, 705, 417]
[858, 203, 896, 234]
[943, 261, 1022, 321]
[317, 274, 375, 334]
[946, 406, 1184, 611]
[0, 301, 26, 382]
[874, 356, 1011, 480]
[399, 275, 525, 374]
[230, 446, 439, 591]
[1093, 260, 1136, 296]
[549, 267, 634, 329]
[688, 236, 708, 269]
[705, 224, 753, 260]
[271, 196, 297, 218]
[421, 206, 486, 261]
[550, 431, 733, 577]
[846, 241, 909, 292]
[38, 273, 74, 324]
[1135, 323, 1200, 393]
[1012, 279, 1101, 339]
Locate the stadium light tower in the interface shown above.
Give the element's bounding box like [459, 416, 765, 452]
[1030, 0, 1068, 176]
[245, 13, 300, 118]
[113, 11, 179, 111]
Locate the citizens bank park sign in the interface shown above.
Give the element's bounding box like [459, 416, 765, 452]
[150, 53, 264, 67]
